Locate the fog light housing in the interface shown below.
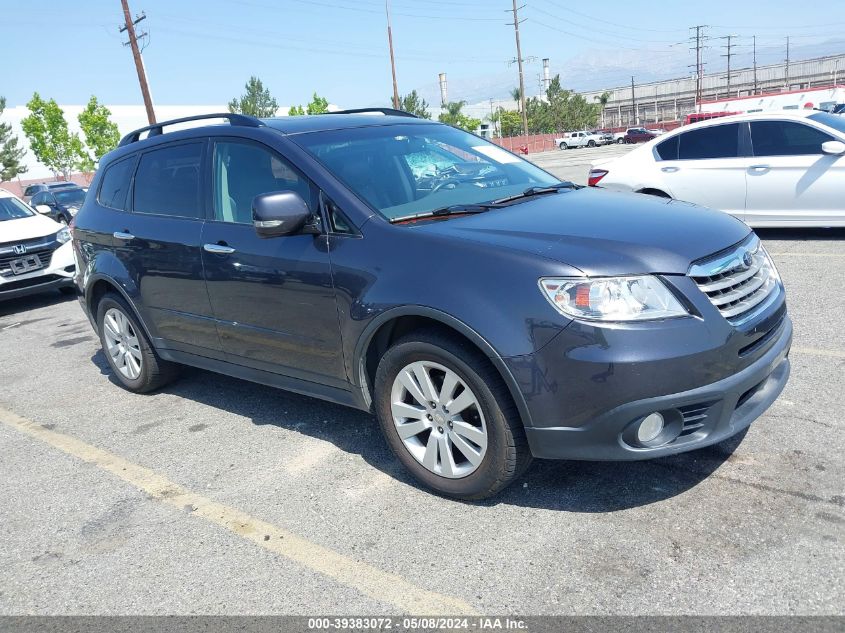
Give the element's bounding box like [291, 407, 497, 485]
[637, 412, 665, 443]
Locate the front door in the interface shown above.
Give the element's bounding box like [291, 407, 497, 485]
[201, 138, 346, 385]
[745, 120, 845, 226]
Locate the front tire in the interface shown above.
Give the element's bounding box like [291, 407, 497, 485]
[617, 137, 624, 144]
[587, 140, 596, 148]
[96, 293, 179, 393]
[374, 330, 531, 500]
[559, 142, 567, 150]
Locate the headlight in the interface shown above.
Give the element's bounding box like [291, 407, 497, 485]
[539, 276, 689, 322]
[760, 245, 781, 284]
[56, 227, 71, 244]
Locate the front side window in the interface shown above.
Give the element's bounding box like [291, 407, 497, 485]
[0, 196, 35, 221]
[98, 156, 135, 211]
[30, 193, 45, 206]
[295, 123, 558, 221]
[133, 143, 203, 218]
[213, 140, 316, 224]
[678, 123, 739, 160]
[751, 121, 834, 156]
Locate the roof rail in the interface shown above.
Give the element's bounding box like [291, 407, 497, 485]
[325, 107, 419, 118]
[118, 112, 264, 147]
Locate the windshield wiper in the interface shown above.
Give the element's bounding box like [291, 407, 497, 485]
[491, 181, 578, 205]
[390, 203, 495, 224]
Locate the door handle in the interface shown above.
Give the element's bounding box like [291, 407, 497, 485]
[661, 166, 679, 173]
[113, 231, 135, 240]
[749, 165, 770, 171]
[203, 243, 236, 255]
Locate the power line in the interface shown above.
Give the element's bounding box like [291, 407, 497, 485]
[689, 25, 709, 109]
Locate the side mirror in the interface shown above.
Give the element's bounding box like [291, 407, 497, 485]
[821, 140, 845, 155]
[252, 191, 313, 238]
[35, 204, 52, 214]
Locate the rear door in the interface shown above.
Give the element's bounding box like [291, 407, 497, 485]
[119, 140, 222, 356]
[652, 122, 749, 220]
[200, 137, 346, 385]
[745, 119, 843, 225]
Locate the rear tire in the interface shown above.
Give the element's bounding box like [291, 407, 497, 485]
[617, 137, 624, 144]
[559, 142, 567, 150]
[588, 140, 596, 148]
[95, 293, 179, 393]
[374, 329, 532, 500]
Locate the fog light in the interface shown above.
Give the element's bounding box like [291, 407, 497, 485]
[637, 412, 665, 443]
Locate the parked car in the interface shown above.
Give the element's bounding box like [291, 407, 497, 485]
[646, 128, 666, 136]
[623, 127, 658, 144]
[556, 130, 603, 149]
[22, 181, 79, 204]
[589, 111, 845, 227]
[0, 188, 76, 301]
[73, 110, 791, 499]
[595, 130, 615, 145]
[30, 186, 87, 225]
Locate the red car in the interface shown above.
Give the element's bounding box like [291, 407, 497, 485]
[623, 127, 657, 144]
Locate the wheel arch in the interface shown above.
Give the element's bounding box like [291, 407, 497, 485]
[85, 274, 153, 341]
[636, 187, 672, 198]
[353, 307, 533, 428]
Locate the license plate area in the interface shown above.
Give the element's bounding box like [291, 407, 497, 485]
[10, 254, 43, 275]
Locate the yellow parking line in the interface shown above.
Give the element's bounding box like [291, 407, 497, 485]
[791, 346, 845, 360]
[0, 405, 476, 616]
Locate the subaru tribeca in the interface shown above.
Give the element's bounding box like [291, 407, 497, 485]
[72, 111, 791, 499]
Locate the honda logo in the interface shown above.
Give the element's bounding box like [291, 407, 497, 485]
[12, 244, 26, 255]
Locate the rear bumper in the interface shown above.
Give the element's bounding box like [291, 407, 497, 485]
[522, 316, 792, 460]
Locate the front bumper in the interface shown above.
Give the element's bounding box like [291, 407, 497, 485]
[0, 242, 75, 301]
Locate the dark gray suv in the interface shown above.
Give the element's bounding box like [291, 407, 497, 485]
[72, 111, 792, 499]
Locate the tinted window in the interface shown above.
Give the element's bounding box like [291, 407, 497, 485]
[54, 188, 86, 206]
[678, 123, 739, 160]
[23, 186, 38, 197]
[655, 135, 679, 160]
[98, 157, 135, 210]
[751, 121, 834, 156]
[213, 140, 314, 224]
[133, 143, 203, 218]
[30, 193, 44, 205]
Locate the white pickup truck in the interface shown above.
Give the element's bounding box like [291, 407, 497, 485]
[555, 130, 604, 149]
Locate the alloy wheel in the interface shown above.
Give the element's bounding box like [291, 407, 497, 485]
[390, 361, 488, 478]
[103, 307, 143, 380]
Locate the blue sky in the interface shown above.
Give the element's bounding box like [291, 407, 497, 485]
[3, 0, 845, 108]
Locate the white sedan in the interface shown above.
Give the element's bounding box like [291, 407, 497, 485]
[588, 110, 845, 227]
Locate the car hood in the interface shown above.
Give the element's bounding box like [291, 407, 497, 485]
[0, 213, 62, 243]
[418, 188, 751, 275]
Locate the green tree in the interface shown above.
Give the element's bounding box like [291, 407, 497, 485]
[306, 93, 330, 115]
[228, 76, 279, 117]
[510, 87, 522, 110]
[438, 101, 481, 132]
[394, 90, 431, 119]
[491, 108, 522, 137]
[21, 93, 85, 180]
[77, 96, 120, 172]
[287, 105, 306, 116]
[0, 96, 26, 181]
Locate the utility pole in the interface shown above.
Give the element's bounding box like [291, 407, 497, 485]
[720, 34, 737, 99]
[784, 36, 790, 90]
[386, 0, 400, 109]
[120, 0, 155, 124]
[630, 76, 636, 125]
[689, 25, 708, 111]
[752, 35, 758, 94]
[509, 0, 529, 137]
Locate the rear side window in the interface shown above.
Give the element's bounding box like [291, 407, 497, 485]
[678, 123, 739, 160]
[655, 135, 679, 160]
[750, 121, 834, 156]
[97, 156, 135, 211]
[24, 186, 38, 197]
[133, 143, 203, 218]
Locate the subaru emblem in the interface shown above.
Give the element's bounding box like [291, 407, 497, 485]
[13, 244, 26, 255]
[742, 250, 753, 268]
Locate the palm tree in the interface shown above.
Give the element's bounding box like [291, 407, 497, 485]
[510, 87, 522, 111]
[594, 91, 611, 128]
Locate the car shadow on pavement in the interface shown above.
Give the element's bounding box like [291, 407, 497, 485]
[0, 290, 76, 318]
[756, 227, 845, 241]
[89, 350, 744, 512]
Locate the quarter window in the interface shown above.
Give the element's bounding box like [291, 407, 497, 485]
[212, 140, 315, 224]
[677, 123, 740, 160]
[750, 121, 834, 156]
[97, 156, 135, 211]
[655, 135, 679, 160]
[133, 143, 203, 218]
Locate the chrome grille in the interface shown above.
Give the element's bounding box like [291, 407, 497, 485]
[689, 236, 781, 325]
[0, 236, 59, 278]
